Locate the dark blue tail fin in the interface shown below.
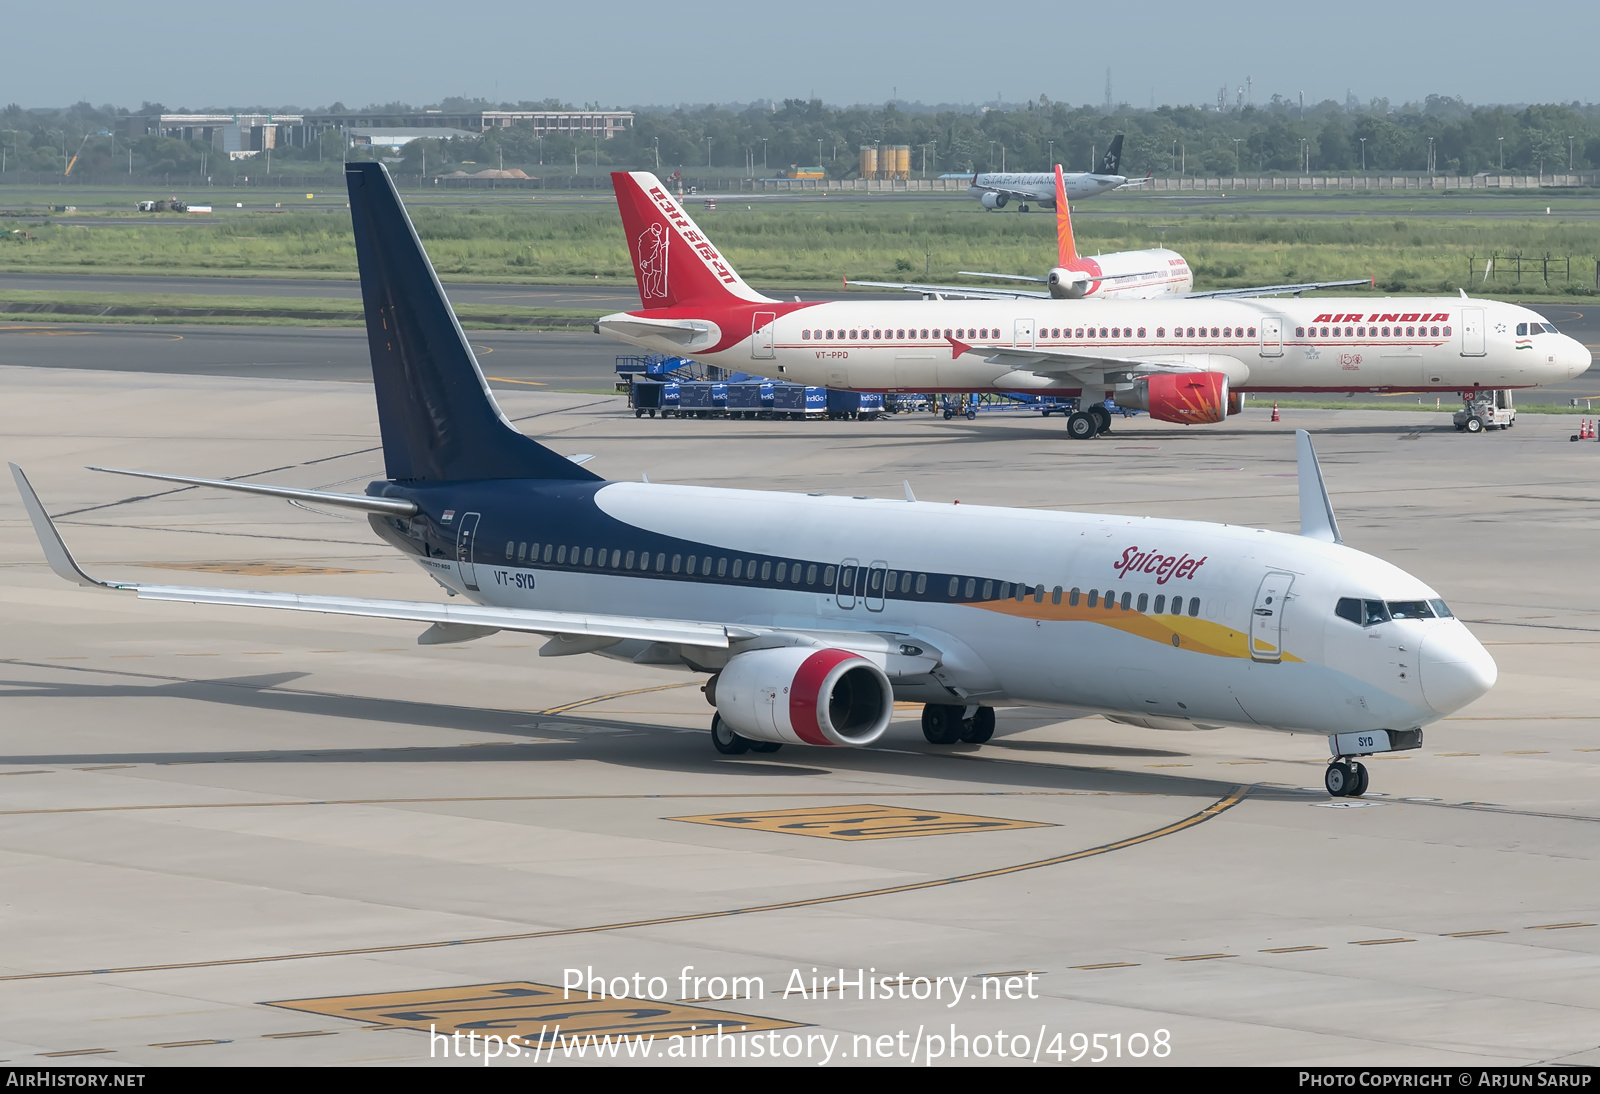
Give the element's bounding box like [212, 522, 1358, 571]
[345, 161, 599, 483]
[1098, 134, 1124, 176]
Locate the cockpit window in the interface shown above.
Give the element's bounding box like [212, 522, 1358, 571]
[1387, 600, 1435, 620]
[1429, 598, 1453, 618]
[1336, 597, 1362, 625]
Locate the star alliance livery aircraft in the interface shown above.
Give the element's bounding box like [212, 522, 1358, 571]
[11, 163, 1497, 797]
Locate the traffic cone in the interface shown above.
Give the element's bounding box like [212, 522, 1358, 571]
[1270, 402, 1280, 422]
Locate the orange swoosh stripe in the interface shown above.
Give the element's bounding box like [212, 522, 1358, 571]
[972, 597, 1300, 662]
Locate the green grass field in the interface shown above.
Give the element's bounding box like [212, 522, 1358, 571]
[3, 187, 1599, 296]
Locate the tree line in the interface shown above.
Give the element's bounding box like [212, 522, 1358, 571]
[4, 94, 1598, 183]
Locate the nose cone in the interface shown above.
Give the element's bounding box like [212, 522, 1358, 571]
[1419, 623, 1497, 715]
[1563, 335, 1593, 379]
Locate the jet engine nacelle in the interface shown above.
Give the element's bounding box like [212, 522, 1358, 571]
[980, 191, 1008, 210]
[1116, 371, 1230, 425]
[710, 647, 893, 747]
[1046, 267, 1092, 299]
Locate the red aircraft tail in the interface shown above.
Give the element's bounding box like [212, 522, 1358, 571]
[610, 171, 772, 310]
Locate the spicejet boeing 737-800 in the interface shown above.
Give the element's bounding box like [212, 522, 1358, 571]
[595, 172, 1589, 439]
[12, 163, 1498, 797]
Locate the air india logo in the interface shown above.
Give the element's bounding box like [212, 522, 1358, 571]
[637, 222, 669, 301]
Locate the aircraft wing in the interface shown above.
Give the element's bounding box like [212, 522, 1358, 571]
[975, 184, 1048, 203]
[946, 336, 1243, 386]
[10, 464, 941, 675]
[1185, 278, 1372, 299]
[845, 278, 1050, 301]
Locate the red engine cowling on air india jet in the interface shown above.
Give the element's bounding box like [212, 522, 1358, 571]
[710, 647, 894, 747]
[1120, 371, 1230, 425]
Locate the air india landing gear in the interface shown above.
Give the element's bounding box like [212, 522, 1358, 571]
[1065, 403, 1113, 441]
[921, 703, 996, 744]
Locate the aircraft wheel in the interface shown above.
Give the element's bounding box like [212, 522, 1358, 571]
[1018, 204, 1030, 213]
[1089, 405, 1113, 434]
[1324, 760, 1354, 797]
[1066, 411, 1097, 440]
[1349, 761, 1369, 796]
[921, 704, 964, 745]
[711, 714, 751, 755]
[1464, 416, 1484, 433]
[748, 740, 783, 754]
[960, 706, 996, 744]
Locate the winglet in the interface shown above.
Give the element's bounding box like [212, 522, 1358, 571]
[947, 335, 973, 359]
[1294, 432, 1342, 544]
[8, 464, 126, 589]
[1459, 287, 1468, 299]
[903, 479, 917, 503]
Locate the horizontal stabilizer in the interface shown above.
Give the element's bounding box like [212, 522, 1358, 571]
[88, 466, 417, 515]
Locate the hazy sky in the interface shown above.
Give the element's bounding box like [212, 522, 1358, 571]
[16, 0, 1596, 110]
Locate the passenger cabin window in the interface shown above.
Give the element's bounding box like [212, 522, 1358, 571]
[915, 574, 927, 594]
[1187, 597, 1200, 617]
[1051, 586, 1062, 605]
[1069, 587, 1080, 606]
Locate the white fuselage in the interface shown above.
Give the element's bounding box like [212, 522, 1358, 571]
[431, 482, 1493, 736]
[970, 171, 1125, 205]
[600, 297, 1589, 395]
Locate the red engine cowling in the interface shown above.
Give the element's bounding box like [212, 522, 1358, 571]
[711, 647, 893, 747]
[1121, 371, 1230, 425]
[1227, 391, 1244, 417]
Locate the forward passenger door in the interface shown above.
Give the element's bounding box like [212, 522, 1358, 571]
[836, 558, 859, 610]
[1249, 571, 1295, 663]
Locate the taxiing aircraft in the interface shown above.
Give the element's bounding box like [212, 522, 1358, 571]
[856, 166, 1371, 303]
[968, 135, 1139, 210]
[596, 172, 1590, 438]
[13, 162, 1496, 797]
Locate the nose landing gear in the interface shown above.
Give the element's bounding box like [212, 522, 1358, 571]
[1324, 758, 1370, 797]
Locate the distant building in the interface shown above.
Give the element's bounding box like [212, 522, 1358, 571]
[120, 109, 633, 151]
[348, 127, 478, 148]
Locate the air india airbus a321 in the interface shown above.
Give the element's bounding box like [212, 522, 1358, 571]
[595, 172, 1590, 440]
[13, 163, 1499, 798]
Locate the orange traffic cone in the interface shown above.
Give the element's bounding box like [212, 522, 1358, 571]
[1270, 402, 1280, 422]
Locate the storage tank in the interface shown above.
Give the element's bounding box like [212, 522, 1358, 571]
[888, 145, 911, 180]
[858, 145, 878, 180]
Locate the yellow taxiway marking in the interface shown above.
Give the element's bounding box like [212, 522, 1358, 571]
[39, 1049, 114, 1057]
[1504, 750, 1548, 755]
[262, 1030, 337, 1039]
[1528, 922, 1595, 930]
[1351, 938, 1415, 946]
[0, 790, 1248, 982]
[1071, 962, 1139, 970]
[270, 982, 798, 1044]
[487, 375, 545, 386]
[1443, 930, 1508, 937]
[537, 681, 700, 714]
[137, 561, 380, 576]
[670, 803, 1054, 841]
[151, 1039, 229, 1048]
[1168, 953, 1235, 962]
[1260, 945, 1326, 953]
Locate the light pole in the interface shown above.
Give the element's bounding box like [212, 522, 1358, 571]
[929, 139, 935, 173]
[816, 138, 822, 166]
[1301, 138, 1308, 174]
[761, 136, 768, 173]
[653, 136, 659, 170]
[1171, 140, 1176, 174]
[1359, 137, 1367, 171]
[1498, 136, 1504, 171]
[705, 136, 712, 169]
[1570, 136, 1576, 172]
[1047, 139, 1054, 166]
[1427, 136, 1434, 175]
[1233, 138, 1242, 173]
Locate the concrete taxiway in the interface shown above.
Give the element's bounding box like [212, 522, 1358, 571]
[1, 365, 1598, 1066]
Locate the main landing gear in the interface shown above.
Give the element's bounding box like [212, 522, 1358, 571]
[1065, 404, 1112, 441]
[921, 703, 996, 745]
[1324, 758, 1370, 797]
[710, 713, 782, 755]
